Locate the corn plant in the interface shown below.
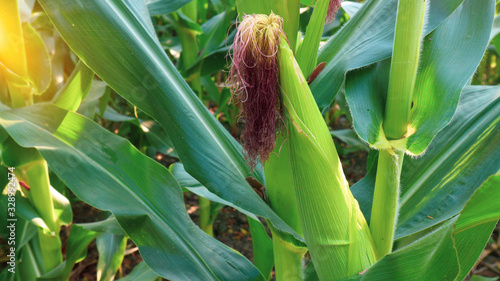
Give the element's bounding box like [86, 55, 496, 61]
[0, 0, 499, 280]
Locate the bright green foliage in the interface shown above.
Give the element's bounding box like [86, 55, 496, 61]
[312, 0, 479, 111]
[51, 61, 94, 112]
[37, 0, 304, 247]
[349, 172, 500, 280]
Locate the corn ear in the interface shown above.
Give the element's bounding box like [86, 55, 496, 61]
[278, 37, 377, 280]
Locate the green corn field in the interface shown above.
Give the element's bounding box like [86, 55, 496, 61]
[0, 0, 499, 280]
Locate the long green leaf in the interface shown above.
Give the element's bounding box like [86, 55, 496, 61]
[0, 104, 264, 281]
[38, 0, 303, 245]
[348, 218, 460, 281]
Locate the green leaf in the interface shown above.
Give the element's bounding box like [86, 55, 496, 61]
[170, 162, 275, 278]
[349, 171, 500, 280]
[341, 2, 363, 18]
[397, 86, 500, 238]
[51, 61, 94, 112]
[38, 0, 303, 245]
[20, 236, 45, 281]
[96, 233, 127, 281]
[76, 80, 108, 119]
[311, 0, 469, 111]
[248, 219, 274, 280]
[453, 174, 500, 280]
[0, 104, 264, 281]
[199, 10, 235, 58]
[347, 218, 460, 280]
[116, 261, 159, 281]
[78, 215, 126, 236]
[145, 0, 193, 16]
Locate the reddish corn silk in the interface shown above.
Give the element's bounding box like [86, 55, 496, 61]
[19, 180, 30, 191]
[228, 13, 285, 169]
[326, 0, 342, 23]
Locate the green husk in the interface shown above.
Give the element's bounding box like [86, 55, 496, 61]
[278, 37, 376, 280]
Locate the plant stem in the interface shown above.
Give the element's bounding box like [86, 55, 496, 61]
[198, 196, 213, 236]
[179, 0, 201, 94]
[37, 228, 63, 272]
[23, 160, 57, 232]
[383, 0, 426, 140]
[370, 149, 404, 258]
[22, 158, 62, 272]
[371, 0, 426, 258]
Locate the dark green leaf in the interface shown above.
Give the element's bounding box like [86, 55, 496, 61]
[146, 0, 193, 16]
[77, 215, 126, 236]
[0, 104, 264, 281]
[116, 261, 159, 281]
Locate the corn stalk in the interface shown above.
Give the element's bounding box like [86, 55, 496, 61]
[370, 0, 427, 258]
